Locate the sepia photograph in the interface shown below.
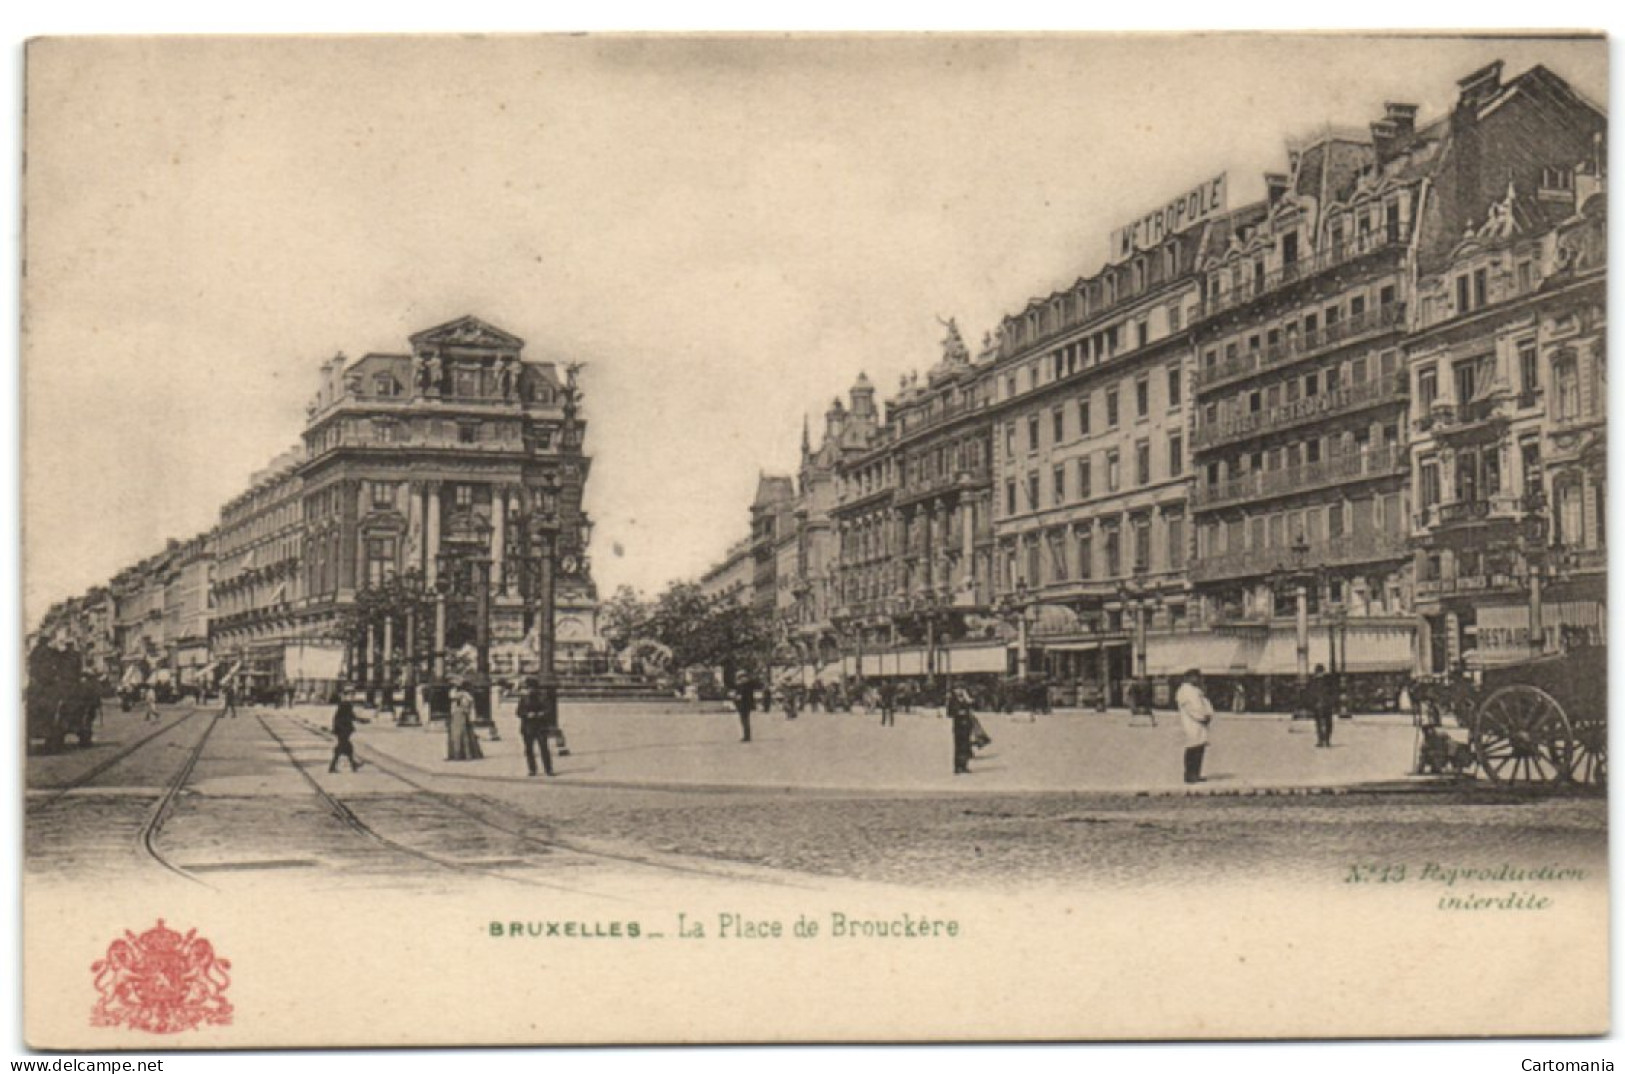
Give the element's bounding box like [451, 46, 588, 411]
[17, 30, 1611, 1049]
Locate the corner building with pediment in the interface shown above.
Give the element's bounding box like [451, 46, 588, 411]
[298, 315, 599, 685]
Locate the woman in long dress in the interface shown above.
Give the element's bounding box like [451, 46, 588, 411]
[447, 680, 484, 761]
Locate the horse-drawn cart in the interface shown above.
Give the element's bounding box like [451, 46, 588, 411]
[1414, 642, 1605, 789]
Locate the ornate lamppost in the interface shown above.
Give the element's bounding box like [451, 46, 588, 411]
[1274, 533, 1316, 722]
[1324, 600, 1350, 719]
[1520, 485, 1551, 659]
[514, 489, 594, 692]
[1117, 569, 1154, 720]
[995, 580, 1031, 681]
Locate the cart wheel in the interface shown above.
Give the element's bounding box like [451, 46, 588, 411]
[1567, 717, 1607, 788]
[1474, 685, 1572, 787]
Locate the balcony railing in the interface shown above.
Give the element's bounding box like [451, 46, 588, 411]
[1196, 302, 1407, 390]
[894, 465, 990, 504]
[1416, 495, 1524, 531]
[1192, 372, 1407, 451]
[1419, 393, 1514, 438]
[1193, 446, 1405, 510]
[1189, 531, 1411, 584]
[1199, 230, 1401, 321]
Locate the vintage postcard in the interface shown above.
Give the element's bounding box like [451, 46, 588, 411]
[20, 32, 1609, 1047]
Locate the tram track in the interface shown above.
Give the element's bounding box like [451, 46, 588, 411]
[26, 706, 220, 886]
[252, 710, 636, 896]
[26, 707, 207, 812]
[138, 712, 223, 887]
[273, 710, 809, 891]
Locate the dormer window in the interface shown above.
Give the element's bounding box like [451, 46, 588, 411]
[373, 373, 401, 397]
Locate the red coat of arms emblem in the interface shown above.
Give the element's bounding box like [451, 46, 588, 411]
[90, 919, 233, 1033]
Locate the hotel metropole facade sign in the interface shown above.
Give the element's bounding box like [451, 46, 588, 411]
[1109, 173, 1228, 262]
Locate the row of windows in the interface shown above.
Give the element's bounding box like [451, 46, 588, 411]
[839, 502, 988, 563]
[1200, 285, 1400, 377]
[1003, 365, 1183, 460]
[1004, 299, 1187, 403]
[1204, 349, 1399, 430]
[901, 437, 986, 489]
[1412, 340, 1584, 419]
[1003, 242, 1184, 351]
[1417, 439, 1541, 511]
[1198, 492, 1406, 558]
[1203, 424, 1401, 487]
[1422, 254, 1541, 326]
[1205, 196, 1406, 300]
[219, 495, 301, 555]
[1005, 434, 1184, 517]
[1004, 511, 1186, 588]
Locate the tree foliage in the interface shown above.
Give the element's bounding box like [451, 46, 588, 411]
[599, 584, 649, 652]
[629, 582, 773, 683]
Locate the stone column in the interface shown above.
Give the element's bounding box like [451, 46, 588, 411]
[537, 532, 556, 681]
[381, 615, 395, 712]
[431, 590, 448, 722]
[407, 480, 424, 575]
[365, 622, 378, 706]
[492, 487, 508, 594]
[425, 482, 442, 586]
[961, 498, 975, 580]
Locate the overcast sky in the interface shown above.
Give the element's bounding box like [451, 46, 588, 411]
[21, 33, 1607, 627]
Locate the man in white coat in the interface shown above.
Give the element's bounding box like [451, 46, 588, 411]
[1176, 668, 1215, 785]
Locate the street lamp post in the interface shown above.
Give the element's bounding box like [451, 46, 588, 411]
[1325, 602, 1349, 719]
[996, 582, 1030, 681]
[1118, 572, 1154, 720]
[1521, 489, 1551, 659]
[1276, 533, 1315, 722]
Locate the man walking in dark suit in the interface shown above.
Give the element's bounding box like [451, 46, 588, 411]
[1310, 664, 1335, 748]
[516, 677, 556, 777]
[328, 688, 369, 773]
[948, 687, 975, 775]
[733, 672, 757, 743]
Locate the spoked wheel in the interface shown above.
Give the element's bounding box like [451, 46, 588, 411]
[1567, 718, 1607, 788]
[1474, 685, 1573, 787]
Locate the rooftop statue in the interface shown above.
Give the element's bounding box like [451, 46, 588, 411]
[938, 316, 970, 365]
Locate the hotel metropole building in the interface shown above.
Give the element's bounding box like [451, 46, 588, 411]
[989, 216, 1206, 705]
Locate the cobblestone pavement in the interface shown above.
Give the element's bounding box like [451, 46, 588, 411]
[300, 695, 1423, 793]
[26, 701, 1605, 895]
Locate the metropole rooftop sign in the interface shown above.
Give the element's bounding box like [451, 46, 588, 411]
[1109, 173, 1228, 263]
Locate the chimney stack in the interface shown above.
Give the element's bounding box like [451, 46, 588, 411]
[1385, 102, 1418, 138]
[1457, 60, 1504, 109]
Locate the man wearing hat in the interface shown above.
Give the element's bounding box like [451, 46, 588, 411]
[328, 685, 369, 774]
[1176, 668, 1215, 784]
[947, 685, 976, 775]
[516, 676, 557, 777]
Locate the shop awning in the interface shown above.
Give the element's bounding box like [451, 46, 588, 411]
[1146, 633, 1242, 676]
[937, 644, 1007, 674]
